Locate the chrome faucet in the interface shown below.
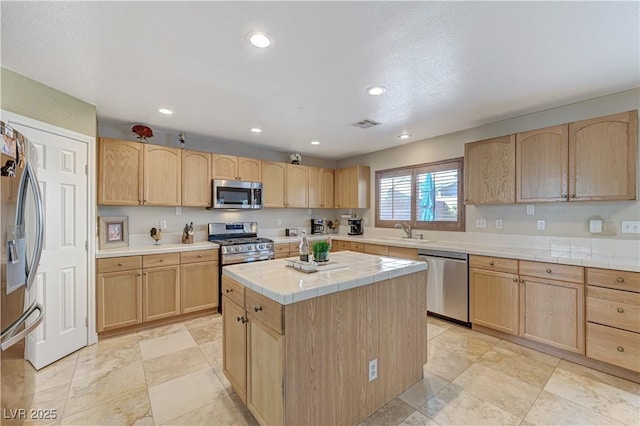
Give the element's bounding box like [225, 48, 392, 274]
[395, 222, 412, 238]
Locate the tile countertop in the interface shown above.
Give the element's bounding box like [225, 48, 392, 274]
[222, 251, 428, 305]
[326, 235, 640, 273]
[96, 241, 219, 259]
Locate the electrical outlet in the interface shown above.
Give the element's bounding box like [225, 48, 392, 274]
[495, 219, 503, 229]
[537, 219, 546, 231]
[277, 218, 282, 226]
[589, 219, 603, 233]
[621, 220, 640, 234]
[159, 220, 167, 230]
[363, 217, 368, 225]
[368, 359, 378, 382]
[175, 207, 182, 216]
[527, 205, 535, 215]
[476, 218, 487, 228]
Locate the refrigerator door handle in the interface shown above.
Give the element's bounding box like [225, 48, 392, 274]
[0, 300, 45, 351]
[15, 161, 44, 292]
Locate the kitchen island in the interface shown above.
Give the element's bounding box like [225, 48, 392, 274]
[221, 251, 428, 426]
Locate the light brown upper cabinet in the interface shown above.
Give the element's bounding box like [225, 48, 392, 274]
[144, 144, 182, 206]
[569, 111, 637, 201]
[286, 164, 309, 208]
[309, 167, 335, 208]
[98, 138, 144, 205]
[464, 135, 515, 204]
[182, 150, 211, 207]
[335, 165, 370, 209]
[516, 124, 569, 202]
[212, 154, 262, 182]
[262, 161, 287, 207]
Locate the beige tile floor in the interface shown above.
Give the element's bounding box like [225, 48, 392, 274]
[2, 314, 639, 425]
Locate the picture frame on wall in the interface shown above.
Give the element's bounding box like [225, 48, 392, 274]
[99, 216, 129, 249]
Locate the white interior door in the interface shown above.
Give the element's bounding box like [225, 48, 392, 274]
[10, 122, 89, 370]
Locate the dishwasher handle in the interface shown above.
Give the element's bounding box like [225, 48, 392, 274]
[417, 249, 467, 261]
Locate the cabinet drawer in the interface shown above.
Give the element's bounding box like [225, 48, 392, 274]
[586, 322, 640, 373]
[520, 261, 583, 284]
[246, 288, 283, 334]
[587, 286, 640, 333]
[350, 242, 365, 252]
[142, 253, 180, 268]
[586, 268, 640, 293]
[388, 246, 418, 260]
[365, 243, 389, 256]
[469, 255, 518, 274]
[274, 243, 290, 255]
[289, 242, 300, 253]
[222, 276, 245, 308]
[97, 256, 142, 274]
[180, 249, 218, 264]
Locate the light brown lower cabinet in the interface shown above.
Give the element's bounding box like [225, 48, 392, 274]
[585, 267, 640, 373]
[470, 256, 585, 354]
[97, 269, 143, 332]
[97, 249, 219, 334]
[143, 265, 181, 322]
[222, 296, 248, 403]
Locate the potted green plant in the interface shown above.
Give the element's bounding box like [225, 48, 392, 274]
[312, 240, 331, 263]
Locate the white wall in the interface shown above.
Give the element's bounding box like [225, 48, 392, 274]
[337, 89, 640, 240]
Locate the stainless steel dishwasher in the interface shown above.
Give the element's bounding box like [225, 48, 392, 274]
[418, 249, 469, 325]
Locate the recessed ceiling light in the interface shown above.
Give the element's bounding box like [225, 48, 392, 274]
[250, 127, 262, 133]
[158, 108, 173, 115]
[249, 32, 272, 48]
[398, 133, 411, 140]
[366, 86, 386, 96]
[310, 141, 320, 145]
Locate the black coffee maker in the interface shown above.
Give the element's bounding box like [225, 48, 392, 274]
[310, 218, 324, 235]
[348, 218, 364, 235]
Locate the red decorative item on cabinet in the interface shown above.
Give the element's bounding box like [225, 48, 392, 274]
[131, 125, 154, 142]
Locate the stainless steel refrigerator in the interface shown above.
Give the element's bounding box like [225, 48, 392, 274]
[1, 120, 45, 352]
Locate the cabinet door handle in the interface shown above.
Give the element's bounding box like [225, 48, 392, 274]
[237, 316, 247, 324]
[562, 193, 567, 198]
[617, 277, 625, 283]
[545, 268, 552, 273]
[519, 279, 525, 283]
[254, 306, 263, 312]
[617, 307, 624, 313]
[198, 254, 202, 258]
[489, 261, 494, 266]
[225, 288, 233, 293]
[617, 346, 625, 352]
[512, 278, 518, 282]
[570, 194, 576, 198]
[118, 262, 123, 266]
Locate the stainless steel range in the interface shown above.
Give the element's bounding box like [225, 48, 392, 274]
[208, 222, 275, 312]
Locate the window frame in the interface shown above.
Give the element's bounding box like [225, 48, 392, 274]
[375, 157, 465, 232]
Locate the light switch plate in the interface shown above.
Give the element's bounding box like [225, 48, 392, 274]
[537, 220, 546, 231]
[526, 205, 535, 215]
[476, 218, 487, 228]
[589, 219, 603, 233]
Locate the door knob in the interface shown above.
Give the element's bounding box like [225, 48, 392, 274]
[617, 307, 624, 313]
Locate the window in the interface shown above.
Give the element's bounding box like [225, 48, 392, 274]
[376, 158, 465, 231]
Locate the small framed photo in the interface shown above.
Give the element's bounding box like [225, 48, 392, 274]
[99, 216, 129, 249]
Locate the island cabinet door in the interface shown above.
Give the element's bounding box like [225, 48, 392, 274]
[247, 319, 284, 426]
[223, 297, 248, 404]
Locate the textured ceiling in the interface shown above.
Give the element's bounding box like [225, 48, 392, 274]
[1, 1, 638, 159]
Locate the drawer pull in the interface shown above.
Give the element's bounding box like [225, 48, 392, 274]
[617, 346, 625, 352]
[198, 254, 203, 258]
[160, 259, 164, 262]
[489, 261, 494, 266]
[118, 262, 123, 266]
[545, 268, 552, 273]
[512, 278, 518, 282]
[237, 316, 247, 324]
[254, 306, 263, 312]
[617, 307, 624, 313]
[617, 277, 624, 283]
[225, 288, 233, 293]
[519, 279, 525, 283]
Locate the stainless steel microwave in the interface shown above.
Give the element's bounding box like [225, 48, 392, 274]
[210, 179, 263, 209]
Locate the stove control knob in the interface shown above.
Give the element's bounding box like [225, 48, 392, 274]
[257, 244, 265, 250]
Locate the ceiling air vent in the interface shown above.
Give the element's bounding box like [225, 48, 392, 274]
[351, 119, 381, 129]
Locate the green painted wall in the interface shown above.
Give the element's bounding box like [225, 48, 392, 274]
[1, 67, 97, 137]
